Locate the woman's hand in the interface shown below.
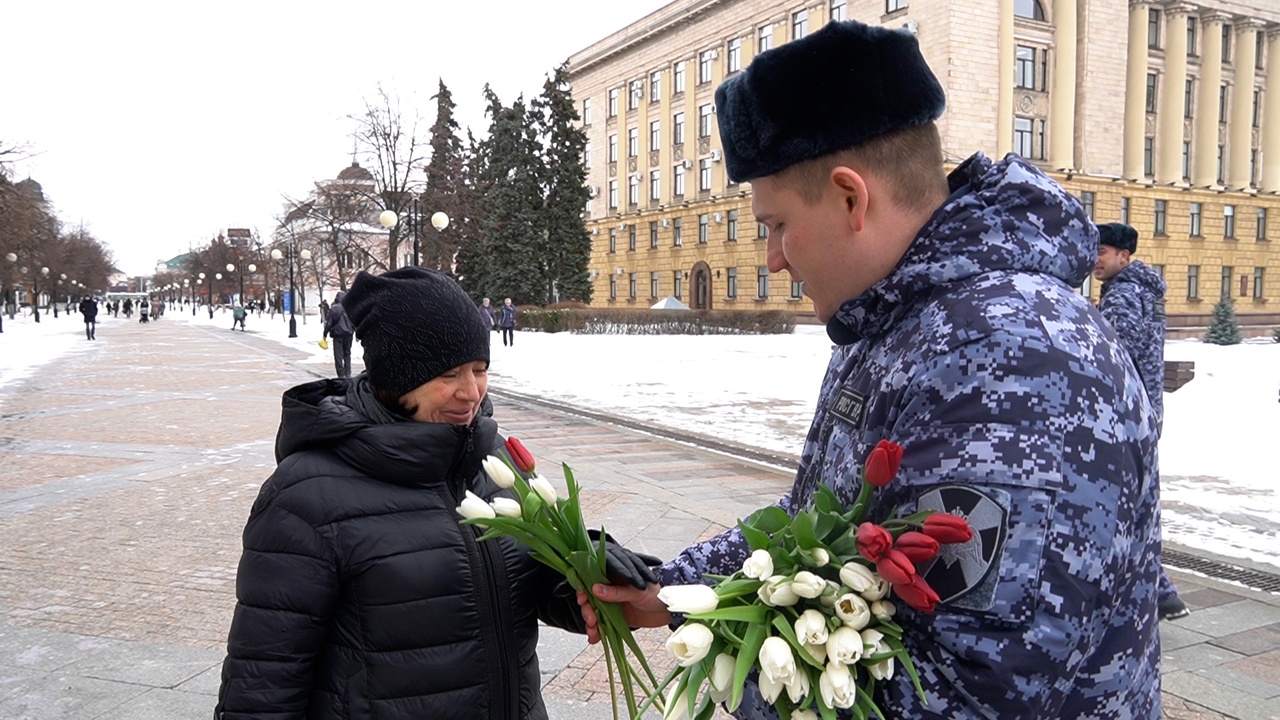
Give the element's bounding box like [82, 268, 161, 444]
[577, 583, 673, 644]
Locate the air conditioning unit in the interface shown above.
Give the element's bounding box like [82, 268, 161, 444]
[660, 219, 671, 227]
[709, 149, 722, 162]
[631, 85, 644, 98]
[710, 104, 717, 114]
[591, 228, 599, 235]
[708, 49, 719, 60]
[630, 172, 642, 181]
[588, 186, 600, 198]
[681, 158, 693, 169]
[902, 19, 919, 36]
[712, 213, 723, 223]
[614, 267, 625, 275]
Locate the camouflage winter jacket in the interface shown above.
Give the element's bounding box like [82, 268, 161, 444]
[1099, 259, 1167, 433]
[658, 154, 1162, 719]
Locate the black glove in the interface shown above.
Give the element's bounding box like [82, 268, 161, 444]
[589, 529, 662, 590]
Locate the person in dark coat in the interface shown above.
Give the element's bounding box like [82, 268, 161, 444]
[479, 297, 496, 332]
[216, 267, 655, 720]
[322, 291, 355, 378]
[78, 295, 98, 340]
[497, 298, 517, 347]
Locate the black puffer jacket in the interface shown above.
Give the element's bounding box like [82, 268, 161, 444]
[216, 378, 583, 719]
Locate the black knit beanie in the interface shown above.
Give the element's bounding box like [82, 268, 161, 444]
[342, 267, 490, 396]
[1097, 223, 1138, 254]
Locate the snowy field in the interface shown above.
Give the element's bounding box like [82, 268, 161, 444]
[2, 304, 1277, 571]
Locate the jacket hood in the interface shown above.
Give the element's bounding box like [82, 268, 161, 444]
[1107, 259, 1167, 299]
[829, 153, 1096, 344]
[334, 291, 346, 303]
[274, 377, 497, 488]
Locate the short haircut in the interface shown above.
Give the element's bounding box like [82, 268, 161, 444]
[773, 122, 948, 213]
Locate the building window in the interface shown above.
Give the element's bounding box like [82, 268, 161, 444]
[1014, 0, 1044, 21]
[1182, 141, 1191, 181]
[629, 272, 637, 300]
[673, 163, 686, 197]
[887, 0, 909, 13]
[1254, 267, 1265, 299]
[673, 270, 683, 299]
[727, 38, 742, 74]
[1190, 202, 1202, 236]
[792, 9, 809, 40]
[1014, 117, 1034, 158]
[1254, 90, 1262, 128]
[650, 70, 661, 102]
[699, 158, 712, 191]
[650, 271, 659, 298]
[758, 221, 769, 239]
[758, 24, 773, 53]
[650, 169, 661, 202]
[1151, 264, 1165, 280]
[628, 175, 639, 206]
[608, 88, 619, 117]
[673, 61, 686, 94]
[1016, 46, 1037, 90]
[608, 228, 617, 253]
[1145, 73, 1158, 113]
[1258, 32, 1266, 69]
[673, 112, 685, 145]
[1185, 79, 1195, 118]
[1224, 205, 1236, 238]
[1154, 199, 1167, 235]
[582, 98, 592, 125]
[790, 279, 803, 299]
[1223, 24, 1232, 62]
[1220, 266, 1232, 300]
[628, 80, 642, 111]
[698, 104, 713, 138]
[1187, 16, 1198, 56]
[608, 134, 618, 163]
[1258, 208, 1268, 240]
[1217, 144, 1226, 184]
[649, 120, 660, 151]
[1081, 191, 1095, 220]
[1187, 265, 1200, 299]
[831, 0, 847, 22]
[727, 210, 739, 241]
[698, 213, 709, 244]
[608, 180, 618, 210]
[1219, 85, 1229, 123]
[756, 267, 769, 299]
[727, 267, 738, 299]
[698, 50, 714, 85]
[584, 146, 591, 170]
[650, 221, 659, 249]
[1148, 8, 1161, 49]
[627, 127, 639, 158]
[673, 217, 683, 246]
[609, 274, 617, 299]
[1143, 137, 1154, 177]
[628, 224, 637, 251]
[1120, 197, 1131, 224]
[1252, 150, 1259, 187]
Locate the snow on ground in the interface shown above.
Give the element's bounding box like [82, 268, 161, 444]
[4, 303, 1277, 570]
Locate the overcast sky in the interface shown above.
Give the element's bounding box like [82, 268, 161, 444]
[2, 0, 669, 276]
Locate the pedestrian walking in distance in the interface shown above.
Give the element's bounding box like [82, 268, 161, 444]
[323, 291, 356, 379]
[497, 297, 517, 347]
[78, 295, 98, 340]
[231, 304, 247, 332]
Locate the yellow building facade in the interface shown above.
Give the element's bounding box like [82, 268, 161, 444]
[567, 0, 1280, 330]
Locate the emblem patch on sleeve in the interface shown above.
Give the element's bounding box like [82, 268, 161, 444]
[914, 485, 1009, 611]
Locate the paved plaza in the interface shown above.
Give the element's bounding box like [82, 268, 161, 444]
[0, 312, 1277, 719]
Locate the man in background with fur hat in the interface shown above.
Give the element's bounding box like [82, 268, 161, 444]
[589, 19, 1162, 719]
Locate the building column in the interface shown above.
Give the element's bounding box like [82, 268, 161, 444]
[1262, 30, 1280, 192]
[1194, 13, 1229, 187]
[997, 0, 1015, 156]
[1228, 22, 1262, 189]
[1049, 0, 1078, 169]
[1124, 1, 1154, 180]
[1157, 6, 1192, 183]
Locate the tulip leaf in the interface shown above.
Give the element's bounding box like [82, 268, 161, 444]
[817, 695, 838, 720]
[828, 531, 858, 559]
[710, 577, 764, 602]
[737, 519, 772, 551]
[790, 511, 820, 550]
[814, 483, 842, 514]
[874, 620, 904, 639]
[686, 605, 767, 623]
[566, 549, 608, 588]
[730, 622, 767, 711]
[769, 614, 820, 669]
[694, 694, 717, 720]
[746, 506, 791, 534]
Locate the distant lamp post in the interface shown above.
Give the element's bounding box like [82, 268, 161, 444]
[271, 245, 312, 338]
[1, 251, 16, 330]
[33, 266, 49, 322]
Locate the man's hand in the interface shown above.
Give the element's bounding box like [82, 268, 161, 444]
[577, 582, 673, 644]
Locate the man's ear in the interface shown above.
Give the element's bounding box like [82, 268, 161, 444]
[830, 167, 869, 233]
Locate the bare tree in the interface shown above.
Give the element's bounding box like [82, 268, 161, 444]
[351, 86, 426, 269]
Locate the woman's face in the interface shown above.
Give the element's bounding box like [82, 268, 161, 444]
[399, 360, 489, 424]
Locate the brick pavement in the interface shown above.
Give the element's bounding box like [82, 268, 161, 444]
[0, 313, 1276, 719]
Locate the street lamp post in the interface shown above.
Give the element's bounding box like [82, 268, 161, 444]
[379, 206, 450, 269]
[1, 252, 14, 332]
[271, 244, 311, 338]
[33, 267, 48, 323]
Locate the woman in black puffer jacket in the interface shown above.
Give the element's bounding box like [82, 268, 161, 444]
[216, 268, 654, 720]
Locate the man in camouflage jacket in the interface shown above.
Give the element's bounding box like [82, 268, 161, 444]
[591, 21, 1162, 719]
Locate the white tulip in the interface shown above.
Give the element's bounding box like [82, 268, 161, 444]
[742, 549, 774, 579]
[457, 490, 496, 520]
[529, 474, 559, 506]
[663, 681, 694, 720]
[825, 626, 863, 665]
[804, 642, 827, 665]
[819, 580, 841, 608]
[808, 548, 830, 567]
[759, 669, 785, 704]
[481, 455, 516, 489]
[860, 574, 890, 601]
[709, 652, 736, 703]
[860, 628, 892, 665]
[791, 571, 826, 599]
[871, 599, 897, 623]
[791, 710, 819, 720]
[490, 497, 522, 518]
[758, 576, 800, 607]
[839, 562, 878, 594]
[819, 661, 857, 710]
[658, 584, 720, 615]
[757, 636, 796, 684]
[793, 609, 829, 647]
[833, 593, 871, 630]
[666, 623, 714, 667]
[784, 666, 811, 703]
[867, 656, 895, 680]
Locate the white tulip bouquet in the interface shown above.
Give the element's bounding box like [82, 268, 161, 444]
[648, 440, 973, 720]
[456, 437, 661, 720]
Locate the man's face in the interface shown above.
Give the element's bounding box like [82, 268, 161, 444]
[1094, 245, 1130, 281]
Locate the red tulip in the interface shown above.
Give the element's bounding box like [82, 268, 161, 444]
[505, 437, 536, 473]
[895, 531, 939, 564]
[875, 549, 917, 586]
[856, 522, 893, 562]
[893, 575, 942, 613]
[863, 440, 904, 487]
[922, 513, 973, 544]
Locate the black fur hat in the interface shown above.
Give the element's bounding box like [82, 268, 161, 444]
[715, 20, 946, 183]
[1097, 223, 1138, 254]
[342, 267, 490, 396]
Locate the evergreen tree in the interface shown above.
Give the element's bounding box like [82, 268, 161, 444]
[533, 64, 592, 304]
[455, 129, 490, 298]
[477, 90, 546, 305]
[1204, 296, 1243, 345]
[419, 80, 465, 273]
